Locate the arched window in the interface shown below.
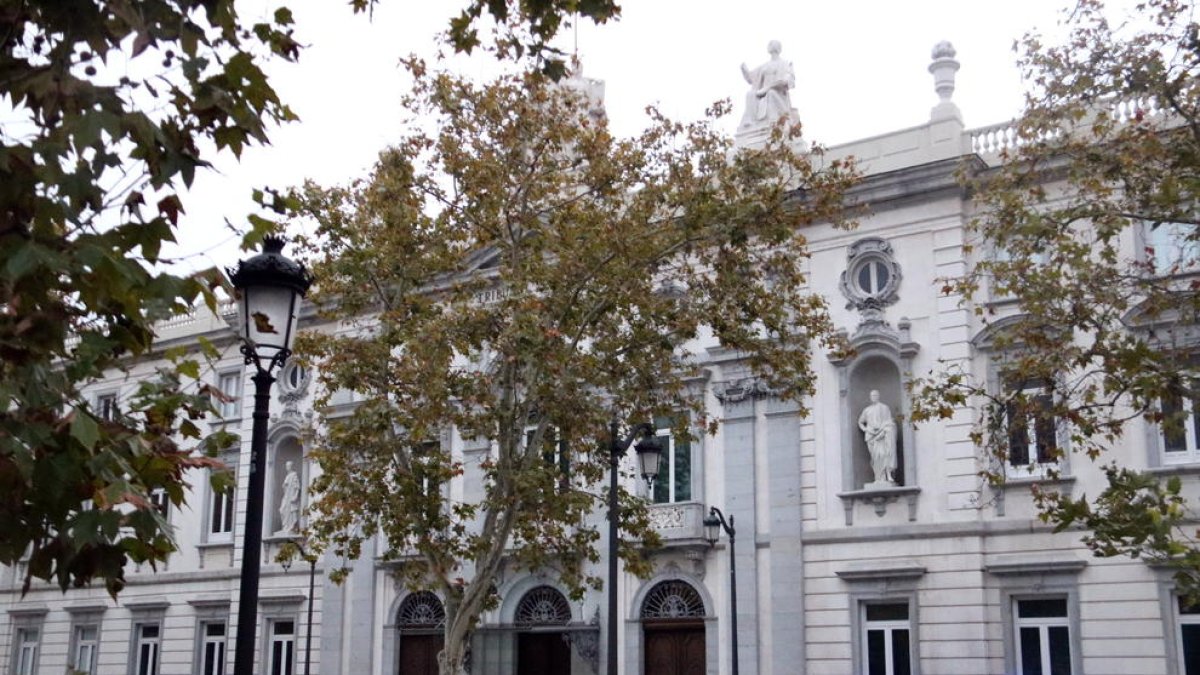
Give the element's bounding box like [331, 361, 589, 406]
[640, 581, 705, 619]
[397, 592, 445, 631]
[640, 580, 707, 674]
[515, 586, 572, 627]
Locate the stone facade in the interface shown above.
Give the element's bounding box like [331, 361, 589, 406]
[3, 42, 1196, 675]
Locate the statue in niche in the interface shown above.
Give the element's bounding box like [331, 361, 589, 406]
[276, 461, 300, 534]
[858, 390, 897, 487]
[739, 40, 796, 130]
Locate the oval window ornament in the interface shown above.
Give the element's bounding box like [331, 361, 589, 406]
[839, 237, 902, 311]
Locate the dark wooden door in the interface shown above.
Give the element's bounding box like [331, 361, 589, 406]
[398, 633, 443, 675]
[644, 621, 705, 675]
[517, 632, 571, 674]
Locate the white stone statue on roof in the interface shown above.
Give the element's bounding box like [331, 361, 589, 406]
[738, 40, 797, 131]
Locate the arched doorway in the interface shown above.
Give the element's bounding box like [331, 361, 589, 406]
[641, 580, 706, 675]
[397, 592, 445, 675]
[515, 585, 572, 674]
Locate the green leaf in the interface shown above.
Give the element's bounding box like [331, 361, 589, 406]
[70, 412, 101, 451]
[3, 241, 40, 280]
[177, 359, 200, 380]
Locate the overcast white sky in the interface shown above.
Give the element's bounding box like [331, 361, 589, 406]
[169, 0, 1110, 274]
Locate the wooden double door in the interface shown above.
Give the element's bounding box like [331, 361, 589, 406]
[517, 631, 572, 674]
[398, 633, 443, 675]
[644, 620, 706, 675]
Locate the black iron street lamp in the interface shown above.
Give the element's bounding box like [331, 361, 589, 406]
[228, 236, 312, 675]
[606, 420, 662, 675]
[281, 541, 317, 675]
[703, 507, 738, 675]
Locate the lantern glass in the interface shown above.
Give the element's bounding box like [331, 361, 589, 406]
[634, 435, 662, 488]
[703, 513, 721, 545]
[239, 283, 301, 370]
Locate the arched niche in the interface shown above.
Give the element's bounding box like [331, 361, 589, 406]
[267, 423, 305, 536]
[829, 318, 921, 524]
[847, 357, 905, 488]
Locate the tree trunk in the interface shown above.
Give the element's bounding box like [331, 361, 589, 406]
[439, 595, 472, 675]
[438, 639, 469, 675]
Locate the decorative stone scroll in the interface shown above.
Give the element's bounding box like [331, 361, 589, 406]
[713, 376, 781, 404]
[564, 630, 600, 674]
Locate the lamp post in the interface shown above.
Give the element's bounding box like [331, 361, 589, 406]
[606, 420, 662, 675]
[228, 236, 313, 675]
[703, 507, 738, 675]
[281, 541, 317, 675]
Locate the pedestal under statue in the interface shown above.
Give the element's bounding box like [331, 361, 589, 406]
[276, 461, 300, 535]
[858, 390, 897, 488]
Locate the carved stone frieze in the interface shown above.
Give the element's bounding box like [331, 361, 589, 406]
[647, 505, 685, 530]
[713, 376, 781, 403]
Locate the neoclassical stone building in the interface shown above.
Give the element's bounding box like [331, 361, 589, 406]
[3, 41, 1197, 675]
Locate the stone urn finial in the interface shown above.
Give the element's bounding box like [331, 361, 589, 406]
[928, 40, 961, 122]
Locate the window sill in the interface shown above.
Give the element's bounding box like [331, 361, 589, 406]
[195, 540, 234, 549]
[983, 553, 1086, 575]
[1142, 267, 1200, 281]
[998, 473, 1075, 488]
[1147, 463, 1200, 476]
[993, 475, 1074, 517]
[210, 416, 242, 426]
[984, 295, 1022, 309]
[836, 559, 927, 581]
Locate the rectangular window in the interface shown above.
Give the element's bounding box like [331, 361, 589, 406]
[133, 623, 161, 675]
[1161, 381, 1200, 463]
[1005, 380, 1059, 477]
[149, 488, 170, 519]
[208, 480, 235, 541]
[268, 619, 296, 675]
[71, 624, 100, 675]
[413, 441, 441, 498]
[861, 602, 912, 675]
[525, 426, 570, 491]
[1015, 598, 1071, 675]
[988, 241, 1048, 300]
[1146, 220, 1199, 274]
[217, 371, 242, 418]
[1178, 597, 1200, 675]
[207, 451, 236, 542]
[200, 621, 227, 675]
[652, 427, 691, 504]
[97, 393, 118, 422]
[13, 627, 39, 675]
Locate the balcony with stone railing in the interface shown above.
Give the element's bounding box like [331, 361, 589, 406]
[645, 501, 709, 549]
